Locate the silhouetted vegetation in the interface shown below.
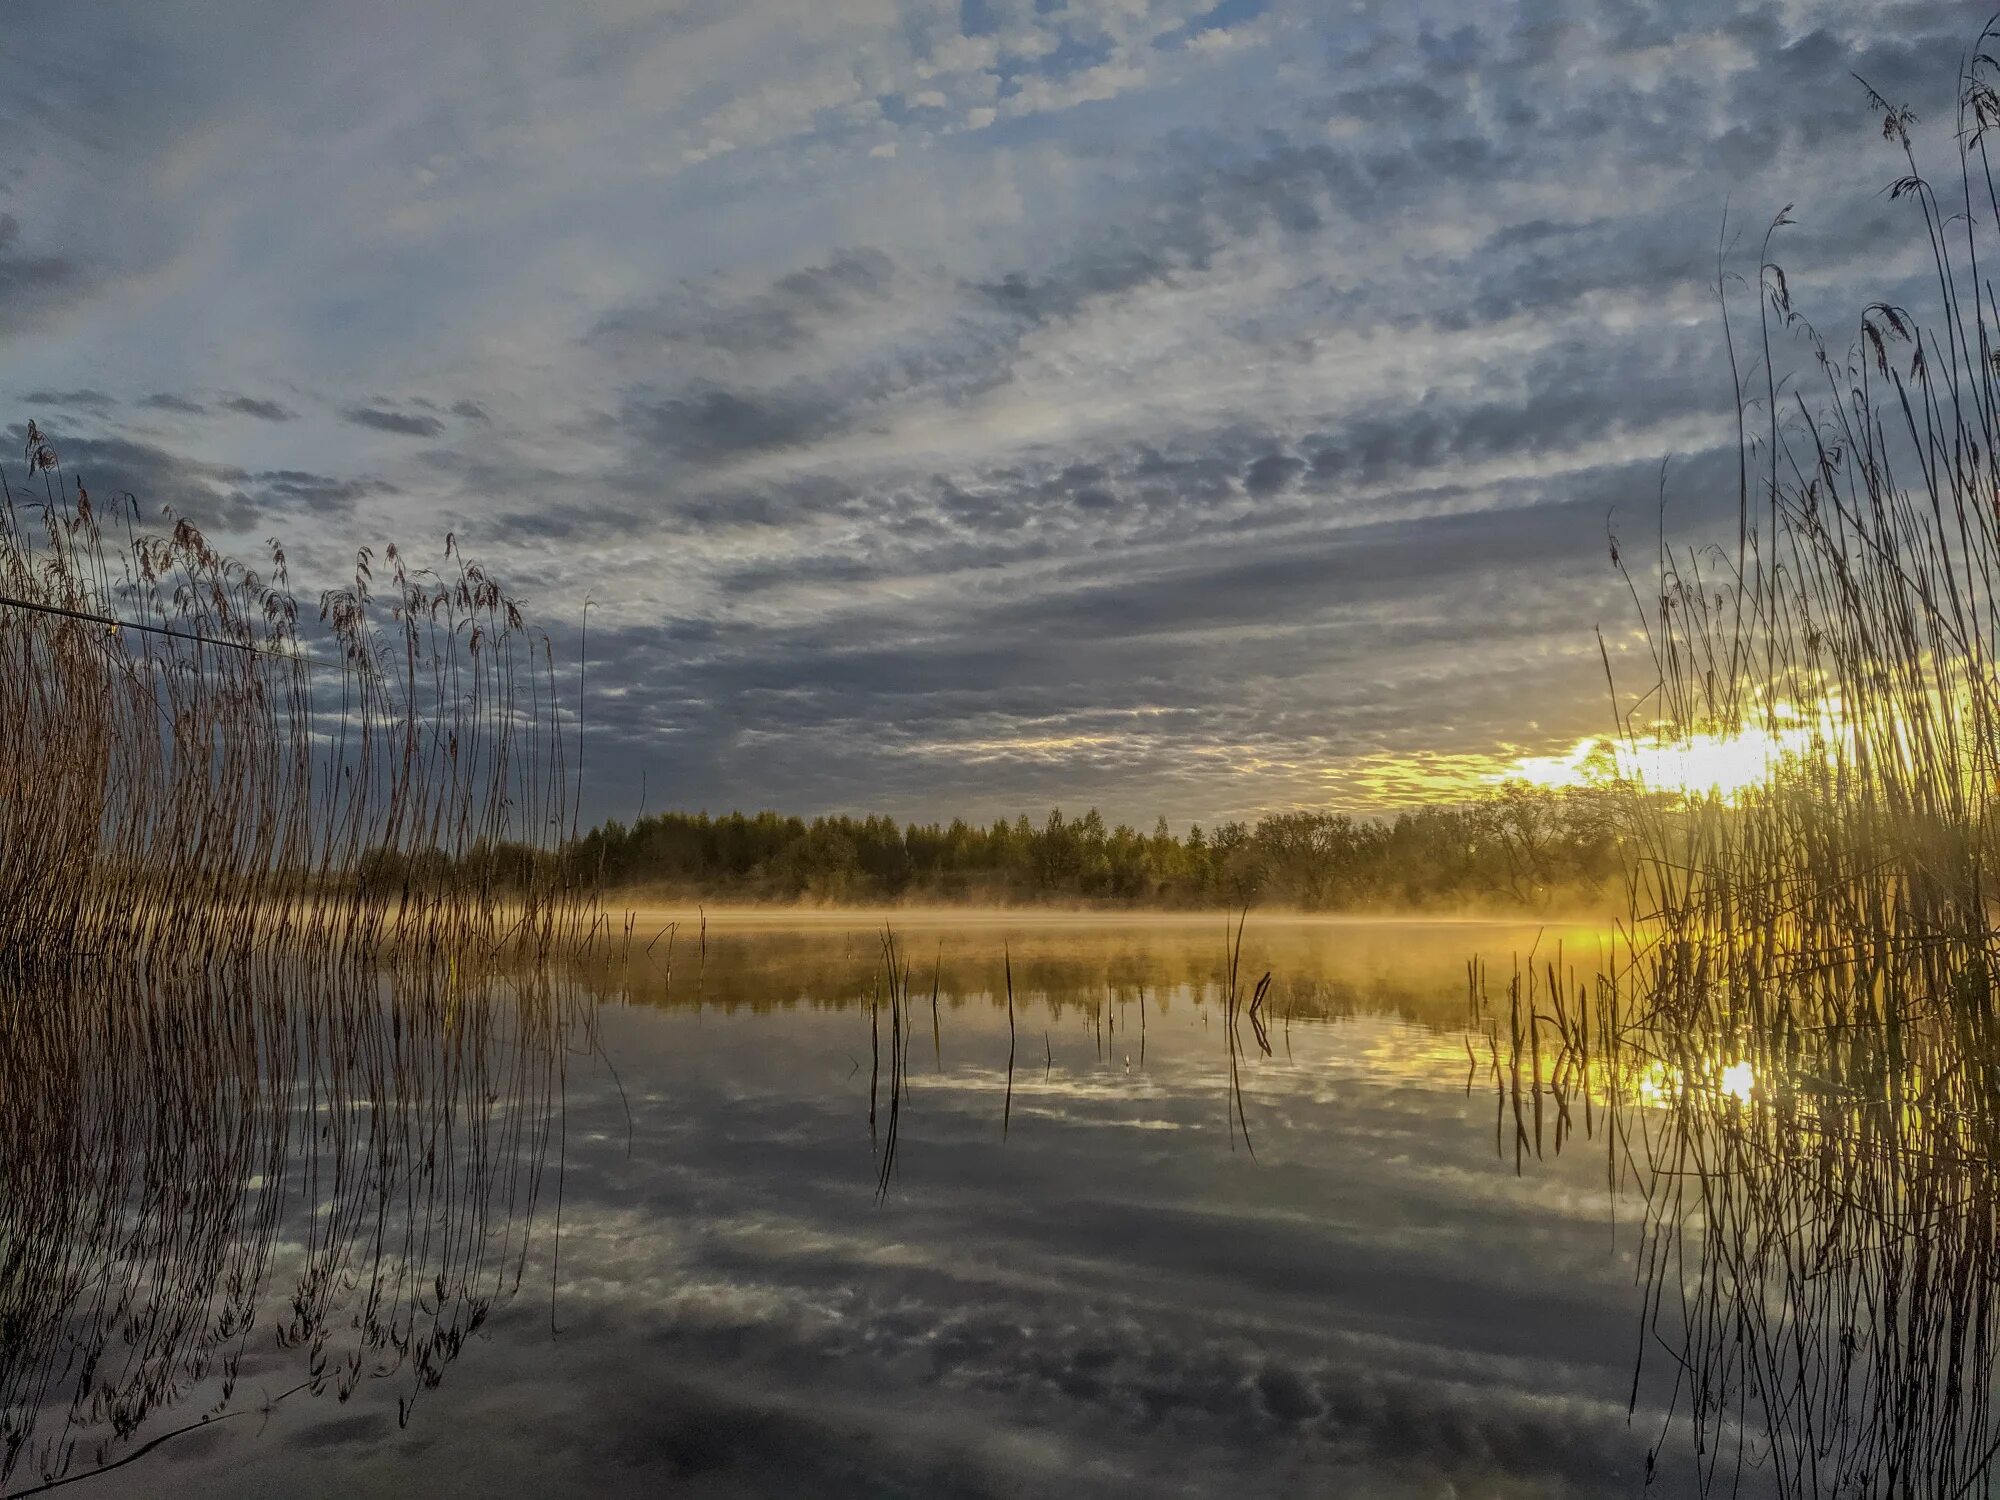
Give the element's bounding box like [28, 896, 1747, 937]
[559, 781, 1622, 909]
[1476, 33, 2000, 1496]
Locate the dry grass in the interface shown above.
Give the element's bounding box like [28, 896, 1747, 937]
[0, 426, 612, 1487]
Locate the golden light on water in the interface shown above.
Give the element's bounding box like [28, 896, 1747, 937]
[1717, 1060, 1757, 1103]
[1634, 1056, 1758, 1105]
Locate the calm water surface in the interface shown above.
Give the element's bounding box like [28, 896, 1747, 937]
[12, 915, 1727, 1498]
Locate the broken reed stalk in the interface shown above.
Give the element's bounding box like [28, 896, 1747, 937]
[1223, 909, 1256, 1158]
[873, 928, 910, 1202]
[1003, 942, 1016, 1140]
[930, 946, 943, 1072]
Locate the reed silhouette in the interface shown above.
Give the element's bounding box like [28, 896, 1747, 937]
[0, 418, 615, 1491]
[1467, 28, 2000, 1493]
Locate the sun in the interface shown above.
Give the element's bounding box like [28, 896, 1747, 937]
[1499, 702, 1843, 800]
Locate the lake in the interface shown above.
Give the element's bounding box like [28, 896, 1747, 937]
[0, 913, 1868, 1498]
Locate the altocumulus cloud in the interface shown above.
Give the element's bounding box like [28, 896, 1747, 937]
[0, 0, 1976, 824]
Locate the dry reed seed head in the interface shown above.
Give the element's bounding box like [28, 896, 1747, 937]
[2, 433, 597, 971]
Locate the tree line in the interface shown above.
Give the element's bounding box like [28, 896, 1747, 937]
[547, 782, 1622, 909]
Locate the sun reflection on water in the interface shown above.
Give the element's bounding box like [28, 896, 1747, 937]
[1632, 1055, 1758, 1105]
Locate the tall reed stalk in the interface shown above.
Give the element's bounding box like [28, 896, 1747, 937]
[1514, 27, 2000, 1493]
[0, 426, 596, 967]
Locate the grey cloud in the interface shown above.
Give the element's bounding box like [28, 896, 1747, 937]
[558, 477, 1655, 822]
[1300, 350, 1727, 496]
[1243, 452, 1304, 497]
[590, 248, 897, 359]
[603, 89, 1720, 511]
[254, 467, 398, 510]
[0, 213, 82, 322]
[5, 0, 1988, 826]
[618, 386, 847, 464]
[138, 393, 206, 414]
[342, 405, 445, 437]
[516, 277, 1743, 817]
[959, 139, 1373, 331]
[4, 429, 242, 515]
[974, 243, 1180, 323]
[221, 395, 297, 422]
[6, 428, 390, 536]
[19, 388, 116, 413]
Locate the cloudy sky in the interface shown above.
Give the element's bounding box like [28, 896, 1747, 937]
[2, 0, 1974, 827]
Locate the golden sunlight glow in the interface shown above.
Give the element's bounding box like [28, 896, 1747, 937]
[1717, 1060, 1756, 1103]
[1499, 701, 1846, 801]
[1633, 1056, 1758, 1106]
[1634, 1060, 1672, 1103]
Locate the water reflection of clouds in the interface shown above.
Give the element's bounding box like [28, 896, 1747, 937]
[522, 1218, 1654, 1498]
[376, 1044, 1642, 1490]
[101, 921, 1705, 1498]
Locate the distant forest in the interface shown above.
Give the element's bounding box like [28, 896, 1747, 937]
[559, 782, 1623, 909]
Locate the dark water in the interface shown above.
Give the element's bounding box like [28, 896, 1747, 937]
[0, 916, 1811, 1498]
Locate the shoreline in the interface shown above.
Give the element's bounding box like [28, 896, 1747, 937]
[606, 901, 1616, 930]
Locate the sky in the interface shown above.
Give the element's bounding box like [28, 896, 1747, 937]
[1, 0, 1977, 829]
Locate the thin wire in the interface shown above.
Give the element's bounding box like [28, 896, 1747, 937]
[0, 591, 343, 669]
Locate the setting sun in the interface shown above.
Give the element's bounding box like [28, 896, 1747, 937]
[1500, 703, 1844, 800]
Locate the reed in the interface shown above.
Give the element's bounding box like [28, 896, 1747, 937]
[1220, 909, 1267, 1157]
[872, 928, 913, 1201]
[0, 425, 597, 968]
[0, 951, 587, 1491]
[1602, 39, 2000, 1028]
[1478, 26, 2000, 1492]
